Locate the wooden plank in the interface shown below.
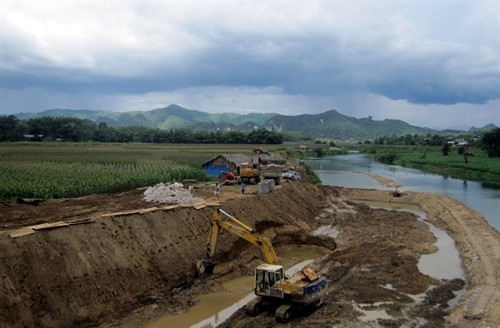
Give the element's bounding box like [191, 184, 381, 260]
[205, 201, 222, 207]
[32, 221, 70, 230]
[101, 210, 140, 217]
[65, 218, 95, 225]
[193, 202, 207, 209]
[161, 205, 179, 211]
[138, 207, 159, 214]
[9, 227, 35, 239]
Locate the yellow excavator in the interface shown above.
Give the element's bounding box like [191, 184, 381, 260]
[197, 208, 327, 322]
[238, 158, 260, 184]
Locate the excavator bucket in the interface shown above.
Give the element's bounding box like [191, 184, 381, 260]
[196, 257, 217, 276]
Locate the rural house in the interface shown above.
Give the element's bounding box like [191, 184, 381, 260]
[202, 154, 259, 177]
[253, 148, 269, 155]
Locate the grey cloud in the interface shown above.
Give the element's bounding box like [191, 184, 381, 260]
[1, 1, 498, 130]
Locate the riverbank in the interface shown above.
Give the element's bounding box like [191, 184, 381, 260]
[0, 177, 498, 327]
[339, 187, 500, 327]
[359, 171, 401, 188]
[356, 145, 500, 187]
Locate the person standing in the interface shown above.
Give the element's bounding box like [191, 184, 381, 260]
[240, 181, 246, 194]
[214, 183, 220, 199]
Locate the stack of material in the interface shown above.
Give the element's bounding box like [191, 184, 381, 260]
[143, 182, 204, 204]
[258, 179, 275, 194]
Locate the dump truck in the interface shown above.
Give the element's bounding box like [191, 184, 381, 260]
[197, 209, 327, 322]
[261, 164, 282, 185]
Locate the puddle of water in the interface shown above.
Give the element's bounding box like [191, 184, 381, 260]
[448, 288, 466, 308]
[354, 201, 466, 310]
[145, 248, 330, 328]
[312, 225, 339, 238]
[353, 201, 464, 281]
[354, 302, 393, 322]
[418, 220, 465, 281]
[360, 309, 392, 321]
[145, 276, 254, 328]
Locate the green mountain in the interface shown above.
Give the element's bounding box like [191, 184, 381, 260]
[12, 104, 493, 140]
[14, 105, 277, 131]
[264, 110, 435, 140]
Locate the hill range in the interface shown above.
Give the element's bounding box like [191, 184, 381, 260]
[12, 104, 495, 140]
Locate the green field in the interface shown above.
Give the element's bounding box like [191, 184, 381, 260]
[356, 145, 500, 187]
[0, 142, 285, 200]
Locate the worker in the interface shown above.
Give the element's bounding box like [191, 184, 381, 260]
[240, 181, 246, 194]
[214, 183, 220, 199]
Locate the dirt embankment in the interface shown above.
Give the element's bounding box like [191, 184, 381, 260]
[0, 177, 498, 328]
[0, 180, 330, 327]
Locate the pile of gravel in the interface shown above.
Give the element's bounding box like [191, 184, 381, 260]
[143, 182, 204, 204]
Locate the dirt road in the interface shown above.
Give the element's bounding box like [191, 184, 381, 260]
[0, 177, 498, 327]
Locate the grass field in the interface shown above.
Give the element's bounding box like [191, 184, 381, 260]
[0, 142, 285, 200]
[357, 145, 500, 187]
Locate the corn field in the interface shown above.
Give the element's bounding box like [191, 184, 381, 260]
[0, 142, 268, 200]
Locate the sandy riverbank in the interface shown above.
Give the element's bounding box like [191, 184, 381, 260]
[339, 187, 499, 327]
[359, 171, 402, 188]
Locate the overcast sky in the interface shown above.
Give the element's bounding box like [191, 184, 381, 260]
[1, 1, 499, 130]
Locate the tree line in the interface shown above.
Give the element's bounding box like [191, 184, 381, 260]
[371, 133, 473, 147]
[1, 115, 498, 156]
[0, 115, 284, 144]
[368, 130, 500, 158]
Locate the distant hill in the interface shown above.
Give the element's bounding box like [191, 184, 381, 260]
[468, 124, 497, 132]
[14, 105, 276, 131]
[263, 110, 436, 140]
[10, 105, 496, 140]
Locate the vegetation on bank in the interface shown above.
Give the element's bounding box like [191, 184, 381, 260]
[304, 165, 322, 184]
[345, 128, 500, 187]
[281, 129, 500, 187]
[352, 144, 500, 187]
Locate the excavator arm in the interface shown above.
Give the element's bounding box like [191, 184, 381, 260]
[197, 208, 278, 275]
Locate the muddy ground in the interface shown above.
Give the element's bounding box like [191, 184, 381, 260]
[0, 174, 498, 328]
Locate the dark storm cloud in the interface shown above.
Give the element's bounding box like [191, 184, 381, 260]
[1, 1, 498, 129]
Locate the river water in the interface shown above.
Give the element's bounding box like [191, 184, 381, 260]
[304, 153, 500, 231]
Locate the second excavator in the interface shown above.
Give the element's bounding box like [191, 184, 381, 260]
[197, 208, 327, 322]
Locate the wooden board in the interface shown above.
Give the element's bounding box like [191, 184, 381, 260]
[32, 221, 70, 230]
[138, 207, 159, 214]
[9, 227, 35, 239]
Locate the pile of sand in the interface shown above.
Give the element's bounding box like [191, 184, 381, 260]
[143, 182, 204, 204]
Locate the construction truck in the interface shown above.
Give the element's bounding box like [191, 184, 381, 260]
[197, 209, 327, 322]
[238, 158, 260, 184]
[261, 164, 282, 185]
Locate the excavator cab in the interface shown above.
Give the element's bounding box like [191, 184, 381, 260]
[254, 264, 285, 298]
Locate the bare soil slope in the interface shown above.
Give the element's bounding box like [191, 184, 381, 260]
[0, 178, 497, 328]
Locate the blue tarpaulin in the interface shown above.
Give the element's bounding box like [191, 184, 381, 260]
[205, 162, 230, 177]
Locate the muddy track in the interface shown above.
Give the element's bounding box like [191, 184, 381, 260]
[0, 179, 498, 328]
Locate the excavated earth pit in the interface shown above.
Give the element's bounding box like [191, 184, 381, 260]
[0, 177, 498, 328]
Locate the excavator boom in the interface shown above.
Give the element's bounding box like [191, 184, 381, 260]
[197, 208, 278, 275]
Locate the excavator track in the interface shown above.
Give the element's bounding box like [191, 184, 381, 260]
[275, 304, 293, 322]
[244, 297, 265, 316]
